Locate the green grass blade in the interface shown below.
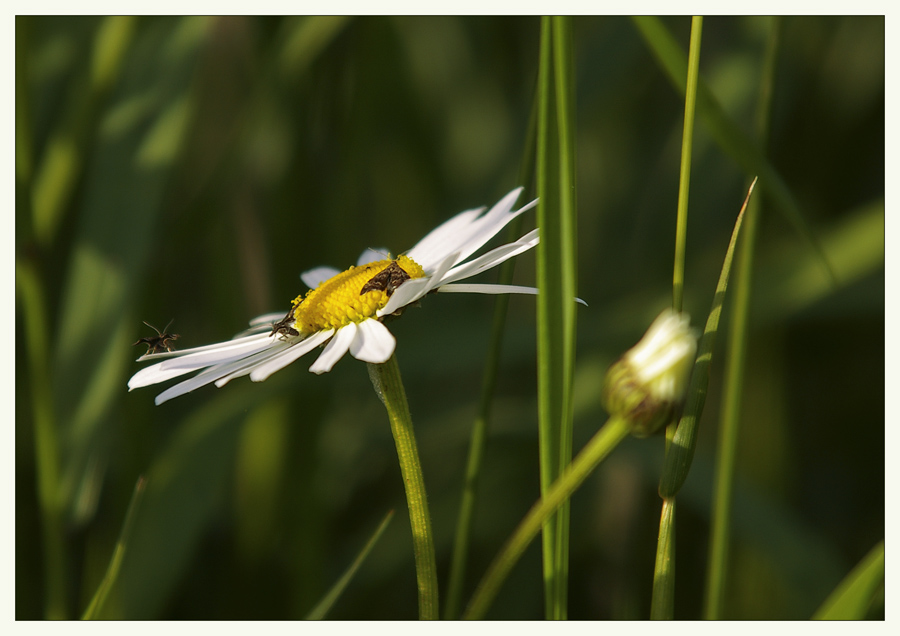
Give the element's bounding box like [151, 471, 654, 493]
[463, 417, 631, 620]
[368, 357, 439, 620]
[812, 541, 884, 620]
[671, 16, 702, 314]
[653, 16, 702, 620]
[31, 16, 137, 248]
[704, 17, 780, 620]
[535, 15, 578, 619]
[631, 16, 834, 284]
[16, 258, 67, 619]
[658, 179, 758, 498]
[81, 477, 147, 620]
[305, 511, 395, 620]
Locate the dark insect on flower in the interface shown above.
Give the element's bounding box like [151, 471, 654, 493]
[360, 260, 412, 297]
[133, 319, 180, 355]
[270, 308, 300, 339]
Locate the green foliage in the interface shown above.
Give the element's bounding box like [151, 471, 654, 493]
[16, 16, 883, 619]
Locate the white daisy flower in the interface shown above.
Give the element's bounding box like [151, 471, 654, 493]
[129, 187, 543, 405]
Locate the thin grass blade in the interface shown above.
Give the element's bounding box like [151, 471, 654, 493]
[631, 16, 834, 284]
[658, 178, 758, 498]
[305, 511, 395, 620]
[535, 15, 578, 619]
[81, 477, 147, 620]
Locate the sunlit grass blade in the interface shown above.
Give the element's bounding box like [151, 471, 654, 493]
[16, 258, 67, 619]
[31, 16, 137, 248]
[535, 15, 578, 620]
[658, 178, 758, 499]
[463, 417, 631, 620]
[812, 540, 884, 620]
[754, 198, 884, 321]
[631, 16, 834, 284]
[368, 357, 439, 620]
[305, 511, 395, 620]
[52, 17, 208, 528]
[704, 17, 780, 620]
[279, 16, 352, 78]
[81, 477, 147, 620]
[443, 94, 538, 620]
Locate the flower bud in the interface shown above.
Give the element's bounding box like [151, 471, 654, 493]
[602, 309, 698, 437]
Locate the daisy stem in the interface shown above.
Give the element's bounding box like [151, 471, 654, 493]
[368, 356, 439, 620]
[462, 416, 630, 620]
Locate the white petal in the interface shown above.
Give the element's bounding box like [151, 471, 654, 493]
[436, 282, 587, 306]
[249, 329, 335, 382]
[130, 333, 278, 389]
[405, 207, 485, 270]
[135, 331, 272, 363]
[301, 266, 341, 289]
[129, 361, 200, 390]
[156, 334, 278, 371]
[213, 340, 296, 386]
[309, 323, 357, 374]
[153, 365, 237, 405]
[436, 283, 539, 296]
[357, 247, 390, 266]
[378, 251, 459, 316]
[349, 319, 396, 364]
[407, 189, 537, 273]
[448, 190, 534, 265]
[438, 229, 539, 285]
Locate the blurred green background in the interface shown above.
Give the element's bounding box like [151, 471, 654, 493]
[16, 16, 883, 619]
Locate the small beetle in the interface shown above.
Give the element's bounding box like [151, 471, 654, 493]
[133, 319, 180, 355]
[270, 308, 300, 339]
[360, 260, 411, 297]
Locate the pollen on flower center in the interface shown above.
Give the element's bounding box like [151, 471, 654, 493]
[291, 255, 426, 334]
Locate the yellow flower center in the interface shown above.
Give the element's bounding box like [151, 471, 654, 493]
[290, 255, 426, 334]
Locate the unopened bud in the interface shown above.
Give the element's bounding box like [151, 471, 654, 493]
[602, 309, 698, 437]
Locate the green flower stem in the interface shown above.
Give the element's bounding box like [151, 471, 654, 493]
[367, 356, 439, 620]
[650, 498, 676, 619]
[463, 416, 630, 620]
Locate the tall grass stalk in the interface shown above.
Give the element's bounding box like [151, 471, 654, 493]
[367, 357, 439, 620]
[653, 15, 702, 620]
[704, 17, 780, 620]
[535, 15, 578, 619]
